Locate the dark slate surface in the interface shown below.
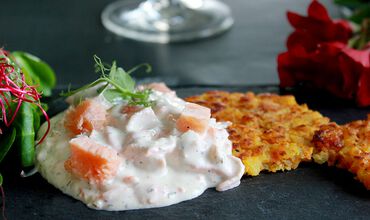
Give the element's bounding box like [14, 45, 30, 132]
[3, 86, 370, 220]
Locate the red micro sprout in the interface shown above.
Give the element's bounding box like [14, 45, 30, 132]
[0, 49, 50, 144]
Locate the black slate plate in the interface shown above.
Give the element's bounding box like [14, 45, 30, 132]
[3, 86, 370, 220]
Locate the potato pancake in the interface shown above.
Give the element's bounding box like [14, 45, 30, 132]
[312, 116, 370, 189]
[186, 91, 329, 176]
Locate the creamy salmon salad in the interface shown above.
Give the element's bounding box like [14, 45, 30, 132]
[36, 83, 244, 211]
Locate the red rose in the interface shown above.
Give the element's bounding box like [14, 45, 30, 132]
[278, 0, 370, 106]
[278, 42, 352, 99]
[286, 0, 352, 52]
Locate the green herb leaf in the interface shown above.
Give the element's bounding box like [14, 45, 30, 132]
[117, 67, 136, 91]
[334, 0, 367, 9]
[334, 0, 370, 24]
[350, 5, 370, 24]
[103, 89, 124, 102]
[11, 51, 56, 96]
[0, 128, 16, 163]
[0, 173, 3, 185]
[31, 105, 41, 131]
[108, 62, 135, 92]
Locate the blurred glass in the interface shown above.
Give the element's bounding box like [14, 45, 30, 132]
[101, 0, 233, 43]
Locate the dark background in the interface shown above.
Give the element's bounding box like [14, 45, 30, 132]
[0, 0, 339, 88]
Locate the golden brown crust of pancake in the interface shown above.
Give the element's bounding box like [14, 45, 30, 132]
[186, 91, 330, 176]
[312, 116, 370, 189]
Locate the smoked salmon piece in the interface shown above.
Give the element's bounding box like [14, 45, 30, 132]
[64, 99, 107, 135]
[176, 103, 211, 133]
[65, 136, 121, 183]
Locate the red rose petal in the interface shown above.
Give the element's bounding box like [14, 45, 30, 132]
[338, 54, 359, 98]
[343, 48, 370, 67]
[287, 11, 306, 29]
[357, 69, 370, 106]
[308, 0, 330, 22]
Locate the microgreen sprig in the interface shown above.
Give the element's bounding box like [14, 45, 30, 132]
[0, 49, 50, 144]
[62, 55, 153, 107]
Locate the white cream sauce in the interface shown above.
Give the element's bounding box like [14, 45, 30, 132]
[36, 86, 244, 211]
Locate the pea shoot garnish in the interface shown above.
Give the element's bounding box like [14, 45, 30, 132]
[63, 55, 153, 107]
